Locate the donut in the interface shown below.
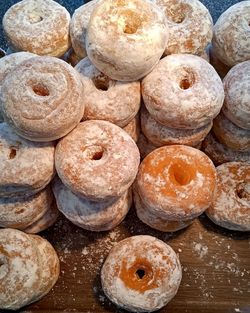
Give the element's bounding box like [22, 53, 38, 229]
[1, 56, 85, 141]
[3, 0, 70, 57]
[123, 114, 140, 143]
[213, 113, 250, 152]
[212, 1, 250, 67]
[86, 0, 168, 81]
[0, 228, 59, 310]
[0, 123, 55, 198]
[75, 57, 140, 127]
[222, 61, 250, 130]
[0, 185, 53, 230]
[0, 51, 36, 122]
[55, 120, 140, 201]
[135, 145, 216, 231]
[209, 45, 230, 79]
[137, 133, 157, 159]
[202, 132, 250, 166]
[101, 235, 182, 312]
[142, 54, 224, 129]
[206, 162, 250, 232]
[154, 0, 213, 56]
[70, 0, 99, 59]
[53, 177, 131, 231]
[141, 106, 212, 147]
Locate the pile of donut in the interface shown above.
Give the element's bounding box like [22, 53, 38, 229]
[0, 0, 249, 311]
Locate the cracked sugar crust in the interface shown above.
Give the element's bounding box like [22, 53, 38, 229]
[0, 185, 53, 230]
[55, 120, 140, 201]
[101, 235, 182, 312]
[53, 177, 132, 231]
[0, 123, 55, 198]
[1, 56, 85, 141]
[206, 162, 250, 232]
[154, 0, 213, 56]
[123, 114, 140, 143]
[222, 61, 250, 130]
[136, 145, 216, 221]
[141, 105, 212, 147]
[75, 57, 141, 127]
[212, 1, 250, 67]
[86, 0, 168, 81]
[142, 54, 224, 129]
[3, 0, 70, 57]
[70, 0, 99, 59]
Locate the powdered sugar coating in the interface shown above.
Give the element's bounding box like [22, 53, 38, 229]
[202, 132, 250, 166]
[213, 112, 250, 152]
[70, 0, 99, 59]
[1, 56, 85, 141]
[3, 0, 70, 57]
[55, 120, 140, 201]
[141, 106, 212, 147]
[101, 235, 182, 312]
[136, 145, 216, 220]
[0, 123, 55, 198]
[222, 61, 250, 130]
[75, 57, 140, 127]
[206, 162, 250, 231]
[142, 54, 224, 129]
[154, 0, 213, 56]
[123, 114, 140, 142]
[86, 0, 168, 81]
[212, 1, 250, 67]
[53, 177, 131, 231]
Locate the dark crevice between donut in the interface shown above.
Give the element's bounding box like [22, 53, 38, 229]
[136, 269, 146, 279]
[32, 83, 50, 96]
[9, 148, 17, 159]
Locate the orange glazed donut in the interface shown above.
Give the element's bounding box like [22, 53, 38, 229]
[3, 0, 70, 57]
[1, 56, 85, 141]
[222, 61, 250, 130]
[213, 113, 250, 152]
[212, 1, 250, 67]
[75, 57, 140, 127]
[123, 115, 140, 143]
[154, 0, 213, 56]
[101, 235, 182, 312]
[86, 0, 168, 81]
[202, 132, 250, 166]
[55, 120, 140, 201]
[142, 54, 224, 129]
[206, 162, 250, 232]
[135, 145, 216, 227]
[141, 106, 212, 147]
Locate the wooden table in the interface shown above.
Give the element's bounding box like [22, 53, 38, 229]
[14, 206, 250, 313]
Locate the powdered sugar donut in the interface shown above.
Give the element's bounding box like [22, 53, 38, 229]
[154, 0, 213, 56]
[123, 115, 140, 143]
[142, 54, 224, 129]
[101, 235, 182, 312]
[212, 1, 250, 67]
[55, 120, 140, 201]
[70, 0, 99, 59]
[137, 133, 157, 159]
[213, 113, 250, 152]
[141, 106, 212, 147]
[75, 57, 140, 127]
[3, 0, 70, 57]
[1, 56, 85, 141]
[0, 123, 55, 198]
[222, 61, 250, 130]
[206, 162, 250, 231]
[53, 178, 131, 231]
[202, 132, 250, 166]
[86, 0, 168, 81]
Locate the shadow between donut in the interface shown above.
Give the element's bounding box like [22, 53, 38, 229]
[199, 214, 250, 240]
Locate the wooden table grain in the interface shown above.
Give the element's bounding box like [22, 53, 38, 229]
[13, 207, 250, 313]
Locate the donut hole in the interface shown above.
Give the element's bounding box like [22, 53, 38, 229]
[28, 13, 44, 24]
[85, 145, 104, 161]
[136, 269, 145, 279]
[169, 162, 194, 186]
[0, 255, 8, 280]
[92, 75, 110, 91]
[32, 83, 50, 97]
[165, 3, 190, 24]
[177, 68, 196, 90]
[9, 148, 17, 159]
[236, 183, 250, 199]
[120, 10, 142, 34]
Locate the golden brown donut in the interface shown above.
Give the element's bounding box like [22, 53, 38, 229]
[206, 162, 250, 231]
[0, 123, 55, 198]
[75, 57, 141, 127]
[123, 114, 140, 143]
[3, 0, 70, 57]
[1, 56, 85, 141]
[101, 235, 182, 312]
[55, 120, 140, 201]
